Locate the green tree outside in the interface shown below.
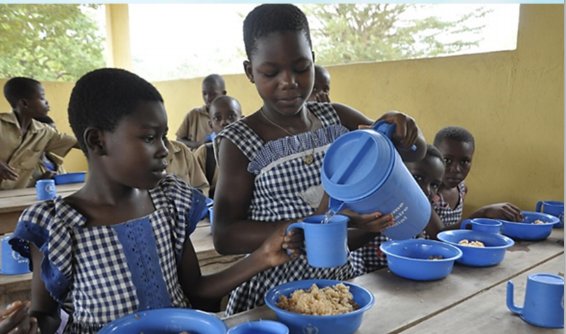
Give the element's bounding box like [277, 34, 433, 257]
[302, 4, 491, 65]
[0, 4, 105, 81]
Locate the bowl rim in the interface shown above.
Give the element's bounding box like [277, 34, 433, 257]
[264, 279, 375, 319]
[437, 230, 515, 249]
[379, 239, 463, 262]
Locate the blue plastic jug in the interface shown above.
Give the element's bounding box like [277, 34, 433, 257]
[321, 121, 431, 240]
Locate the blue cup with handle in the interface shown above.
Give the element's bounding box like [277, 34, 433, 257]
[286, 215, 349, 268]
[35, 179, 57, 200]
[322, 121, 431, 240]
[461, 218, 502, 234]
[0, 233, 30, 275]
[536, 201, 564, 228]
[507, 273, 564, 328]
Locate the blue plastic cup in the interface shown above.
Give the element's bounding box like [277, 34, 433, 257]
[286, 215, 349, 268]
[35, 179, 57, 200]
[461, 218, 502, 234]
[536, 200, 564, 228]
[507, 273, 564, 328]
[322, 121, 431, 240]
[227, 320, 289, 334]
[0, 233, 30, 275]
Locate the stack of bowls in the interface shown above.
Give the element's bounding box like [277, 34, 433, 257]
[264, 279, 374, 334]
[437, 230, 514, 267]
[500, 211, 560, 241]
[379, 239, 462, 281]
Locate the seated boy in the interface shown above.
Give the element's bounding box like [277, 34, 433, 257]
[194, 95, 242, 199]
[166, 139, 210, 195]
[0, 77, 78, 190]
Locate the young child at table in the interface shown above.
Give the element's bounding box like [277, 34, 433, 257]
[0, 77, 78, 190]
[9, 68, 300, 334]
[308, 65, 331, 103]
[176, 74, 227, 150]
[213, 4, 427, 315]
[33, 115, 67, 181]
[433, 126, 522, 227]
[194, 95, 242, 198]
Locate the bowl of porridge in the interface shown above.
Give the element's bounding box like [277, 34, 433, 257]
[500, 211, 559, 241]
[264, 279, 374, 334]
[380, 239, 463, 281]
[437, 230, 514, 267]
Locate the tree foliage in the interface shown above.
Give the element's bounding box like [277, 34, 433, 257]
[0, 4, 105, 81]
[302, 4, 490, 65]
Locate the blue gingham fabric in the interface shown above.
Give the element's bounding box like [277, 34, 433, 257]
[217, 102, 387, 315]
[10, 175, 202, 333]
[432, 181, 467, 227]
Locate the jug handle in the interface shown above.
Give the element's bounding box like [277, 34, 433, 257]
[460, 219, 472, 230]
[372, 121, 416, 152]
[506, 281, 523, 315]
[329, 197, 345, 213]
[536, 201, 543, 212]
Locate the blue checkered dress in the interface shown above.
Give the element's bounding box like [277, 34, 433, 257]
[433, 181, 467, 227]
[217, 102, 387, 315]
[10, 175, 206, 333]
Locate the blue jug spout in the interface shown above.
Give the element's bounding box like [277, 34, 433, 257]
[371, 120, 416, 152]
[329, 197, 345, 213]
[506, 281, 523, 315]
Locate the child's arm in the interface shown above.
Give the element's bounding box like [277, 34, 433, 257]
[179, 223, 300, 306]
[332, 103, 426, 162]
[468, 202, 523, 221]
[29, 245, 61, 334]
[0, 161, 18, 181]
[213, 138, 292, 255]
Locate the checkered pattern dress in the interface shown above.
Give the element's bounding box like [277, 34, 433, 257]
[218, 102, 387, 315]
[433, 181, 467, 226]
[9, 175, 206, 333]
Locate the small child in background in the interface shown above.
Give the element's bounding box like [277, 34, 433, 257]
[176, 74, 227, 150]
[166, 139, 210, 195]
[0, 77, 78, 190]
[433, 126, 522, 227]
[308, 65, 331, 103]
[33, 115, 67, 180]
[9, 68, 300, 333]
[194, 95, 242, 199]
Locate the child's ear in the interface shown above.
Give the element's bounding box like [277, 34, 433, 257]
[84, 127, 106, 155]
[243, 60, 254, 83]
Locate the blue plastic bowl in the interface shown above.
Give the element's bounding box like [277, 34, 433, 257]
[53, 172, 86, 185]
[264, 279, 374, 334]
[437, 230, 514, 267]
[500, 211, 559, 241]
[227, 320, 289, 334]
[380, 239, 463, 281]
[97, 308, 227, 334]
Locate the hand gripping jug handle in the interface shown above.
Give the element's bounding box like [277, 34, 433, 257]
[372, 121, 417, 152]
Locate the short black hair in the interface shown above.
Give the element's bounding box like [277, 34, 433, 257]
[243, 4, 312, 59]
[434, 126, 475, 149]
[426, 144, 444, 162]
[203, 74, 225, 90]
[3, 77, 41, 108]
[68, 68, 163, 154]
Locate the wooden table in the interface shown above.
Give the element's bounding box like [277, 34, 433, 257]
[0, 183, 84, 235]
[0, 220, 243, 307]
[223, 229, 565, 333]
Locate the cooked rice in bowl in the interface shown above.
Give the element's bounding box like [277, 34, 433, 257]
[276, 283, 359, 316]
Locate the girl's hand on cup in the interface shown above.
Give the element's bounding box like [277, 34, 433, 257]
[260, 223, 304, 267]
[342, 209, 394, 233]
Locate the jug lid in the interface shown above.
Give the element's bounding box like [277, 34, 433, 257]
[530, 273, 564, 285]
[322, 129, 395, 201]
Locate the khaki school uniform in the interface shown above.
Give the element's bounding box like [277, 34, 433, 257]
[175, 106, 212, 147]
[0, 112, 77, 190]
[194, 143, 217, 198]
[166, 140, 209, 195]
